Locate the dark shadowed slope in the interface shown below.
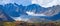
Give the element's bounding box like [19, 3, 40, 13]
[0, 5, 15, 21]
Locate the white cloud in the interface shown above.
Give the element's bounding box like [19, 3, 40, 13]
[26, 11, 46, 16]
[32, 0, 60, 8]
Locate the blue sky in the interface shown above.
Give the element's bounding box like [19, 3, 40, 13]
[0, 0, 32, 6]
[13, 0, 32, 6]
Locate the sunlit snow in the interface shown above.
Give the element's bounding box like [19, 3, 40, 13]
[26, 11, 46, 16]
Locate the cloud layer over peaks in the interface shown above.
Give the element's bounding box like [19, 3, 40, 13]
[32, 0, 60, 8]
[0, 0, 60, 7]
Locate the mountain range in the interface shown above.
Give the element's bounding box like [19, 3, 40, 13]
[0, 3, 60, 22]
